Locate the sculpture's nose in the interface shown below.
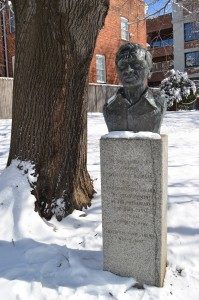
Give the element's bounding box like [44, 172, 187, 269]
[124, 65, 134, 76]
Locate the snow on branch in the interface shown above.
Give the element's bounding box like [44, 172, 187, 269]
[160, 69, 197, 108]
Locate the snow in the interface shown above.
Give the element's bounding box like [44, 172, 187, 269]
[51, 198, 67, 219]
[102, 131, 160, 139]
[0, 111, 199, 299]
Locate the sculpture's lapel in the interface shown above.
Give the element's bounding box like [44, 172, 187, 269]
[144, 89, 158, 109]
[128, 88, 158, 115]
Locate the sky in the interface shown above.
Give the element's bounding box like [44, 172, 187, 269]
[145, 0, 172, 17]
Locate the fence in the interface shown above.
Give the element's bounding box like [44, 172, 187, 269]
[0, 77, 13, 119]
[0, 78, 119, 118]
[87, 83, 119, 112]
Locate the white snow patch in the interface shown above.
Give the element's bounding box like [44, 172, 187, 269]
[52, 197, 66, 218]
[0, 159, 39, 241]
[102, 131, 161, 139]
[0, 112, 199, 299]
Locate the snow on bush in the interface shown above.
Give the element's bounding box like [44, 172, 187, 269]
[160, 70, 196, 108]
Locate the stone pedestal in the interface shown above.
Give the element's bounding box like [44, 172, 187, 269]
[100, 133, 168, 287]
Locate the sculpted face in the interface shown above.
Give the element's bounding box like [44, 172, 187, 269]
[116, 46, 151, 87]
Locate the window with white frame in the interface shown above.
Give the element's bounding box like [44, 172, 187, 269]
[121, 17, 129, 41]
[96, 54, 106, 83]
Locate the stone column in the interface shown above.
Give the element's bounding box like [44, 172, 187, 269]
[100, 133, 168, 287]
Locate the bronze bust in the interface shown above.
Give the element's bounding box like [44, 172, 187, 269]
[103, 43, 166, 133]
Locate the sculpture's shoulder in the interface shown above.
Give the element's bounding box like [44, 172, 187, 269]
[150, 88, 167, 111]
[103, 87, 129, 131]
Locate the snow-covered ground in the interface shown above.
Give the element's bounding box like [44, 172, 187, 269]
[0, 112, 199, 300]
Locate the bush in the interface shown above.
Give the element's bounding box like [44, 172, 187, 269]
[160, 70, 197, 110]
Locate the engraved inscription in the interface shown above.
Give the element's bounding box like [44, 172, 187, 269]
[109, 158, 151, 164]
[105, 169, 153, 177]
[103, 143, 158, 260]
[106, 229, 155, 239]
[105, 186, 155, 193]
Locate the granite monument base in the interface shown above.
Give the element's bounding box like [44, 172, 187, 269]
[100, 132, 168, 287]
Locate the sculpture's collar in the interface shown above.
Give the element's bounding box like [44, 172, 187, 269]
[118, 87, 158, 111]
[143, 88, 158, 109]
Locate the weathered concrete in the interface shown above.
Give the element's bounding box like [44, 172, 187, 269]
[100, 134, 168, 287]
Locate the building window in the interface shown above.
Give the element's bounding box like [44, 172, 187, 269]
[96, 55, 106, 83]
[150, 38, 173, 48]
[184, 22, 199, 42]
[185, 51, 199, 67]
[9, 10, 15, 33]
[121, 17, 129, 41]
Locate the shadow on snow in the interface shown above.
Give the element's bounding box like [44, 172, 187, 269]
[0, 238, 131, 292]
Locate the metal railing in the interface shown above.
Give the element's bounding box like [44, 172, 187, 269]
[152, 60, 174, 72]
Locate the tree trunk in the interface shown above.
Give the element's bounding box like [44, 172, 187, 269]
[8, 0, 109, 220]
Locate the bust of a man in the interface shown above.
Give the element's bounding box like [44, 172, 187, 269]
[103, 43, 166, 133]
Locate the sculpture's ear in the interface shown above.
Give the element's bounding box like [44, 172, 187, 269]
[145, 50, 153, 78]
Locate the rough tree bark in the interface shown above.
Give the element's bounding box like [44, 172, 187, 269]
[8, 0, 109, 220]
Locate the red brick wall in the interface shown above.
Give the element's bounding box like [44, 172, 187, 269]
[0, 3, 146, 82]
[183, 0, 199, 16]
[149, 71, 165, 84]
[0, 9, 15, 77]
[89, 0, 146, 84]
[184, 40, 199, 49]
[150, 45, 173, 59]
[186, 67, 199, 75]
[6, 20, 15, 77]
[147, 13, 172, 33]
[0, 15, 5, 76]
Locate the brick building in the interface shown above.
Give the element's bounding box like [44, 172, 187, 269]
[0, 1, 146, 83]
[0, 5, 15, 77]
[147, 13, 173, 87]
[147, 0, 199, 87]
[89, 0, 146, 84]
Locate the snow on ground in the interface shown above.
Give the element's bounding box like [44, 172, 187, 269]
[0, 111, 199, 300]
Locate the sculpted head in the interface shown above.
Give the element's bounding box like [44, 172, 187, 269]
[115, 43, 152, 87]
